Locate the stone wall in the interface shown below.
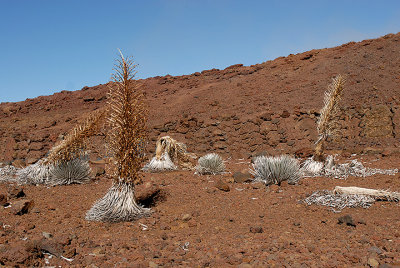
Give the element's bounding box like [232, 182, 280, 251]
[2, 104, 400, 167]
[147, 104, 400, 159]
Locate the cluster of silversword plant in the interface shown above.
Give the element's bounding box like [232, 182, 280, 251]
[0, 157, 91, 186]
[251, 155, 300, 185]
[195, 153, 225, 175]
[300, 156, 399, 179]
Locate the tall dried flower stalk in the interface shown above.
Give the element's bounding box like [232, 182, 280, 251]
[315, 75, 345, 161]
[86, 51, 149, 222]
[45, 109, 106, 164]
[106, 53, 147, 184]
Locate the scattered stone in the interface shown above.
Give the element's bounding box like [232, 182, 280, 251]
[357, 219, 367, 225]
[251, 182, 265, 189]
[91, 247, 105, 257]
[295, 147, 314, 158]
[338, 215, 356, 227]
[136, 183, 163, 207]
[368, 246, 383, 255]
[378, 264, 395, 268]
[281, 110, 290, 118]
[367, 257, 379, 268]
[215, 180, 230, 192]
[233, 171, 252, 183]
[83, 97, 95, 102]
[12, 159, 26, 168]
[250, 226, 263, 233]
[260, 112, 272, 121]
[63, 247, 76, 258]
[7, 186, 25, 199]
[93, 166, 105, 177]
[238, 263, 252, 268]
[42, 232, 53, 239]
[40, 239, 63, 257]
[188, 219, 197, 227]
[149, 261, 159, 268]
[268, 185, 279, 192]
[250, 151, 269, 164]
[182, 214, 192, 222]
[12, 199, 34, 215]
[0, 194, 8, 206]
[287, 140, 295, 146]
[25, 157, 39, 165]
[160, 224, 171, 230]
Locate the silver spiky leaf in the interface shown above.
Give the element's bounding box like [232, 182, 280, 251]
[250, 155, 300, 185]
[85, 181, 150, 222]
[48, 158, 91, 186]
[195, 153, 225, 175]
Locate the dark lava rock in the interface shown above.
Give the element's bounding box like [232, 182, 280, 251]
[250, 226, 263, 233]
[12, 199, 34, 215]
[7, 186, 25, 199]
[0, 194, 8, 206]
[281, 110, 290, 118]
[233, 171, 252, 183]
[137, 183, 164, 207]
[295, 147, 314, 158]
[215, 180, 230, 192]
[338, 215, 356, 227]
[250, 151, 269, 163]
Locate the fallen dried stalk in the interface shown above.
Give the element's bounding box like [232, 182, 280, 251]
[334, 186, 400, 201]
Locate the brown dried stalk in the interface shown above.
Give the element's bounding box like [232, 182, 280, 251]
[315, 75, 345, 160]
[107, 51, 147, 184]
[45, 109, 106, 164]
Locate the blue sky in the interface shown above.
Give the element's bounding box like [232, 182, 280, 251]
[1, 0, 400, 103]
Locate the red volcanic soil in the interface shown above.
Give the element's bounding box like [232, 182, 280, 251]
[1, 32, 400, 267]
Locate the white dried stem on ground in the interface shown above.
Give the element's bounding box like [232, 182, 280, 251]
[304, 186, 399, 211]
[250, 155, 300, 185]
[334, 186, 400, 201]
[85, 181, 150, 222]
[303, 190, 376, 210]
[195, 153, 225, 175]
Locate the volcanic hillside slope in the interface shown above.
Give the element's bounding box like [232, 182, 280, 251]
[1, 32, 400, 165]
[1, 34, 400, 267]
